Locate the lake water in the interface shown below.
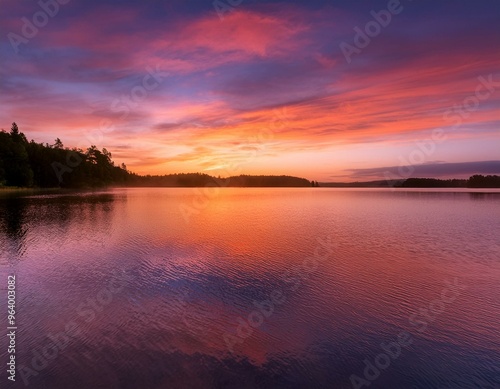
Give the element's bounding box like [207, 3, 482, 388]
[0, 188, 499, 389]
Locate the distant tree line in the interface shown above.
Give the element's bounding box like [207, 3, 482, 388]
[400, 178, 467, 188]
[320, 180, 400, 188]
[0, 123, 313, 188]
[126, 173, 313, 187]
[5, 123, 496, 189]
[400, 176, 500, 188]
[225, 175, 311, 187]
[467, 175, 500, 188]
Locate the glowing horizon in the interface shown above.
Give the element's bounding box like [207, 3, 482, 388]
[2, 0, 500, 182]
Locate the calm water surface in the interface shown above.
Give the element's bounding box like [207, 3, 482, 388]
[0, 188, 499, 389]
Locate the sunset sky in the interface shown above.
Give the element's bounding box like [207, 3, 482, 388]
[1, 0, 500, 181]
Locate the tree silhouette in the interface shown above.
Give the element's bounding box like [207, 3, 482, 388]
[10, 122, 19, 136]
[467, 174, 500, 188]
[0, 123, 316, 189]
[53, 138, 64, 149]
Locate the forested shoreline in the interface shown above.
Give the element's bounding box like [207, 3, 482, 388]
[1, 123, 499, 189]
[0, 123, 313, 188]
[400, 176, 500, 188]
